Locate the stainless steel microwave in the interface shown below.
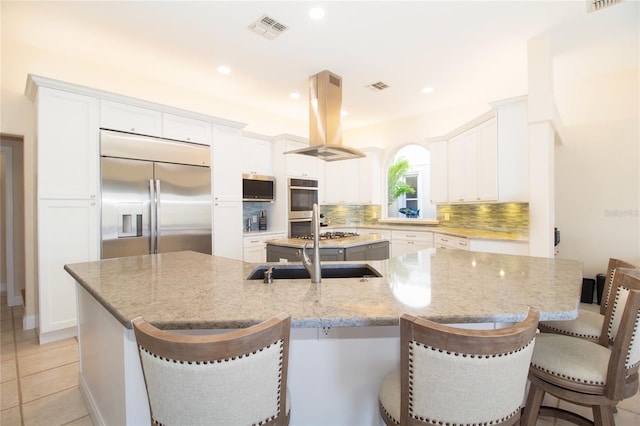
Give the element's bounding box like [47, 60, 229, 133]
[242, 174, 275, 201]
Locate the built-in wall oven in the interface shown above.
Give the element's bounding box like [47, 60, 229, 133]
[288, 178, 318, 237]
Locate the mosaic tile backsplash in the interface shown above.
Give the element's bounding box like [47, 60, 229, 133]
[436, 203, 529, 236]
[320, 205, 382, 227]
[320, 203, 529, 237]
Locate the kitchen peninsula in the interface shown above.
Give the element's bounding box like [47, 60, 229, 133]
[65, 250, 582, 425]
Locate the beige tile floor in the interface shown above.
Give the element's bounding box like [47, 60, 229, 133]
[1, 295, 93, 426]
[1, 295, 639, 425]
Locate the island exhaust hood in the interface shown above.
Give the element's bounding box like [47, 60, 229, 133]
[286, 70, 366, 162]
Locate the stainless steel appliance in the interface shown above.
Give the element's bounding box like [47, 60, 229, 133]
[100, 130, 212, 259]
[242, 173, 275, 201]
[288, 177, 318, 237]
[288, 178, 318, 219]
[284, 70, 365, 162]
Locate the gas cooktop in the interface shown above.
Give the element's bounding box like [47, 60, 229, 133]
[295, 231, 360, 240]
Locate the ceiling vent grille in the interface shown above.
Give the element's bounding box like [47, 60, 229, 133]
[587, 0, 624, 12]
[248, 14, 289, 40]
[367, 81, 390, 92]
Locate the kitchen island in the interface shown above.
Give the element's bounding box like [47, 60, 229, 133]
[65, 249, 582, 425]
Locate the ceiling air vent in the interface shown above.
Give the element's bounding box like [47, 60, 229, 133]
[248, 14, 289, 40]
[367, 81, 390, 92]
[587, 0, 624, 12]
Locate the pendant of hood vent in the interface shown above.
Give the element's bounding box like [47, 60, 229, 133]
[285, 70, 366, 162]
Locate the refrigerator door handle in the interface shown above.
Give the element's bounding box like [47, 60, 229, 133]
[149, 179, 156, 254]
[155, 179, 161, 253]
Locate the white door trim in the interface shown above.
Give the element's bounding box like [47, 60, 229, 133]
[0, 145, 18, 306]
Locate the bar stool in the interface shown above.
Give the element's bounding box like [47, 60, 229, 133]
[132, 313, 292, 426]
[522, 268, 640, 425]
[378, 309, 539, 425]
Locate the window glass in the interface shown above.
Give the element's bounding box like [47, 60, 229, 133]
[387, 145, 435, 219]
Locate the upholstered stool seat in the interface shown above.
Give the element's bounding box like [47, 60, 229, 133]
[531, 333, 611, 389]
[538, 258, 635, 342]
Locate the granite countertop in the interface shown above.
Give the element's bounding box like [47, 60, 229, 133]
[65, 250, 582, 331]
[266, 234, 389, 249]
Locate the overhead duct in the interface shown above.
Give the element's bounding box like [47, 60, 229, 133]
[286, 70, 365, 162]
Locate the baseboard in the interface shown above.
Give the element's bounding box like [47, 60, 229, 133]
[38, 326, 77, 344]
[79, 373, 105, 426]
[23, 314, 36, 330]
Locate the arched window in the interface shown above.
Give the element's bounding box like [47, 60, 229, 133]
[386, 144, 436, 220]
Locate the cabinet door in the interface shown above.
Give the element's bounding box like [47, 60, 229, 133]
[358, 148, 382, 204]
[100, 100, 162, 137]
[212, 126, 242, 201]
[243, 137, 273, 175]
[213, 201, 242, 260]
[38, 199, 98, 336]
[477, 119, 498, 201]
[285, 141, 321, 178]
[323, 160, 360, 204]
[243, 245, 266, 263]
[163, 113, 212, 145]
[428, 141, 448, 203]
[37, 88, 99, 199]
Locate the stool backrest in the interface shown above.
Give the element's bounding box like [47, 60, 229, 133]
[399, 309, 539, 425]
[132, 313, 291, 426]
[600, 258, 636, 315]
[600, 268, 640, 400]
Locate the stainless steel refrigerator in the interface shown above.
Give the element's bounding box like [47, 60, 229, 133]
[100, 129, 212, 259]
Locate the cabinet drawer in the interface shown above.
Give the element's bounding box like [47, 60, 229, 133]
[391, 230, 433, 243]
[434, 233, 469, 250]
[163, 113, 212, 145]
[244, 233, 286, 248]
[100, 100, 162, 137]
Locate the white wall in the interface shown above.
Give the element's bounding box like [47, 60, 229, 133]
[551, 2, 639, 278]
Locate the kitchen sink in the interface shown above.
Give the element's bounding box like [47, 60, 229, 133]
[245, 263, 382, 280]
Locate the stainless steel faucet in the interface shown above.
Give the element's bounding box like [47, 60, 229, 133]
[301, 203, 322, 283]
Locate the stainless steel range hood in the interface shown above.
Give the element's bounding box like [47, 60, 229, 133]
[286, 70, 366, 162]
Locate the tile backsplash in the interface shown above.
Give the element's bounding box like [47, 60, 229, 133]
[320, 205, 382, 227]
[436, 203, 529, 236]
[320, 203, 529, 237]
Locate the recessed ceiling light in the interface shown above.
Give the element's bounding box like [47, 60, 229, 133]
[422, 86, 434, 94]
[218, 65, 231, 75]
[290, 92, 301, 100]
[308, 7, 325, 19]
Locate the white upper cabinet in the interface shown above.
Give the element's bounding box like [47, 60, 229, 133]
[212, 125, 243, 201]
[428, 141, 448, 203]
[100, 100, 162, 137]
[163, 113, 212, 145]
[477, 119, 498, 201]
[242, 135, 273, 176]
[322, 148, 381, 205]
[322, 160, 360, 204]
[358, 148, 382, 205]
[285, 140, 321, 178]
[37, 88, 99, 200]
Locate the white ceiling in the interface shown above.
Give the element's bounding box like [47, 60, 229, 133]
[5, 1, 636, 130]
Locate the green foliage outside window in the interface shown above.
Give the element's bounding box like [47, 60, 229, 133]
[388, 157, 416, 205]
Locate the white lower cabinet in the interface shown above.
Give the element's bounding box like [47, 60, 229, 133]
[391, 230, 433, 257]
[38, 199, 99, 343]
[434, 233, 469, 250]
[243, 233, 286, 263]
